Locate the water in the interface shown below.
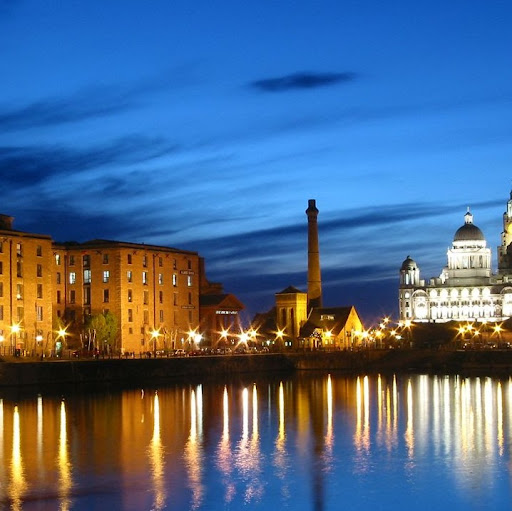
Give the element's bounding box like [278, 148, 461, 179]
[0, 373, 511, 511]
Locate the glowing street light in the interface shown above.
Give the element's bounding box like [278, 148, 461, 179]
[11, 324, 21, 356]
[150, 329, 160, 352]
[55, 327, 68, 357]
[187, 330, 202, 349]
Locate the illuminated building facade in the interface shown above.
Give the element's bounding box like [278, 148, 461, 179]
[0, 215, 53, 353]
[299, 306, 363, 350]
[53, 239, 201, 354]
[399, 191, 512, 323]
[198, 257, 245, 347]
[0, 214, 241, 354]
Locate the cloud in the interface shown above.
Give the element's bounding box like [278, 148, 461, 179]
[250, 71, 356, 92]
[0, 136, 179, 187]
[0, 66, 194, 132]
[0, 91, 134, 132]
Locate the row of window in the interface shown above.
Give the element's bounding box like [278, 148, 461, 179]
[65, 271, 193, 287]
[402, 288, 495, 300]
[60, 288, 194, 306]
[0, 305, 43, 322]
[0, 283, 45, 300]
[56, 252, 194, 270]
[0, 242, 44, 257]
[0, 262, 45, 277]
[126, 309, 195, 327]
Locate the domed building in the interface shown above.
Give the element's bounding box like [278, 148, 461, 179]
[399, 193, 512, 323]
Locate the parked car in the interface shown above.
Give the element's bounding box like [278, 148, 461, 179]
[71, 349, 95, 358]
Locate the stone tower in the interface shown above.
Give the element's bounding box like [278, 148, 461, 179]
[498, 190, 512, 272]
[306, 199, 322, 310]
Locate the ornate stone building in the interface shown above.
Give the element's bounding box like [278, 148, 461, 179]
[399, 191, 512, 323]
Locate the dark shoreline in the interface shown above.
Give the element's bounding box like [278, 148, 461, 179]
[1, 349, 512, 392]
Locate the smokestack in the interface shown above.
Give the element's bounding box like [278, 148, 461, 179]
[306, 199, 322, 310]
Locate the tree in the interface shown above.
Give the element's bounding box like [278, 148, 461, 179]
[85, 312, 119, 353]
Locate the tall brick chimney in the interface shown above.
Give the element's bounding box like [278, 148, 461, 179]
[306, 199, 322, 310]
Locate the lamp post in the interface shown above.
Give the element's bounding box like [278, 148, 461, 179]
[493, 324, 503, 346]
[403, 320, 413, 348]
[36, 334, 43, 358]
[324, 330, 332, 350]
[219, 328, 229, 351]
[194, 333, 202, 351]
[56, 328, 67, 358]
[275, 329, 284, 351]
[11, 324, 20, 356]
[150, 329, 160, 355]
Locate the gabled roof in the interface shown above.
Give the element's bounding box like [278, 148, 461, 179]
[199, 293, 244, 310]
[300, 306, 356, 338]
[252, 308, 277, 336]
[276, 285, 305, 295]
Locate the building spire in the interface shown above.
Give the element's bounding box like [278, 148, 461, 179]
[306, 199, 322, 310]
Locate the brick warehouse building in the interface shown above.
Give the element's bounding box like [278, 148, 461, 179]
[0, 214, 243, 355]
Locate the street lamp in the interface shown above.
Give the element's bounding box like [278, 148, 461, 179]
[275, 329, 284, 351]
[219, 328, 229, 350]
[324, 330, 332, 349]
[56, 328, 67, 357]
[187, 329, 202, 351]
[36, 334, 43, 358]
[150, 329, 160, 354]
[11, 324, 21, 356]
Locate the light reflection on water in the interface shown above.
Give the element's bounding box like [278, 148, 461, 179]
[0, 374, 511, 510]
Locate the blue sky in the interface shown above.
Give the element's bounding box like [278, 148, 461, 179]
[1, 0, 511, 325]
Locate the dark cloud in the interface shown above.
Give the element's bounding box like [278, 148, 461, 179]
[181, 202, 455, 261]
[251, 71, 356, 92]
[213, 263, 399, 323]
[0, 136, 179, 187]
[19, 208, 128, 244]
[0, 91, 134, 132]
[0, 67, 192, 132]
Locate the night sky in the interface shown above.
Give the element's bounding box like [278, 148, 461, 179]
[1, 1, 511, 325]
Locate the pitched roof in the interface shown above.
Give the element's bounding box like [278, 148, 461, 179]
[300, 306, 355, 338]
[199, 293, 244, 309]
[276, 285, 305, 295]
[252, 308, 277, 335]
